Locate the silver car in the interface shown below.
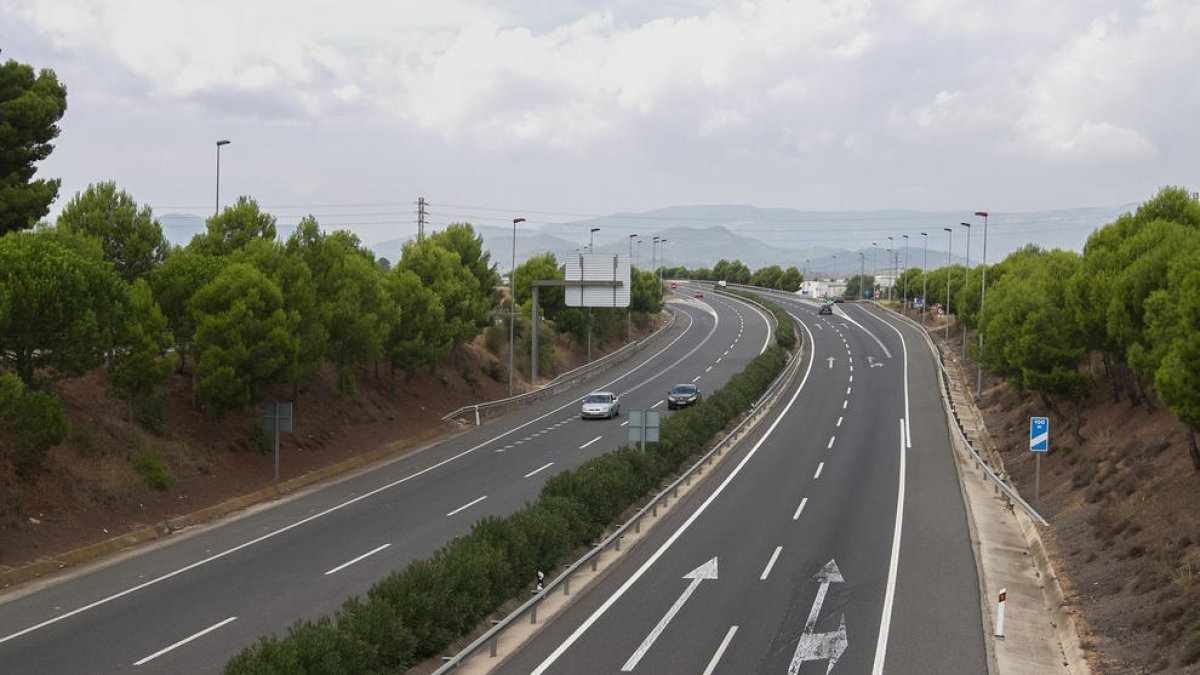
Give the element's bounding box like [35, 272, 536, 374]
[581, 391, 620, 419]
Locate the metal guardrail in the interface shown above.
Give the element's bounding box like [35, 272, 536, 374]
[870, 304, 1048, 525]
[432, 311, 806, 673]
[441, 310, 679, 426]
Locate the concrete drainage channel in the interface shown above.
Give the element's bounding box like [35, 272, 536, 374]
[430, 326, 807, 674]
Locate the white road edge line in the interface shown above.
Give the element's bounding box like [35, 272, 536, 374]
[579, 436, 603, 450]
[530, 318, 818, 675]
[793, 497, 808, 521]
[446, 495, 487, 517]
[814, 462, 825, 479]
[324, 543, 392, 576]
[871, 418, 907, 675]
[760, 546, 783, 580]
[133, 616, 238, 666]
[524, 462, 554, 479]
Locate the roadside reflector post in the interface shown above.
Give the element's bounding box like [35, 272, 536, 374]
[995, 588, 1007, 638]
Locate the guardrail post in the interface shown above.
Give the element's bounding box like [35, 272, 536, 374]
[616, 535, 623, 551]
[652, 499, 658, 517]
[531, 600, 538, 624]
[635, 517, 641, 533]
[474, 405, 480, 427]
[592, 555, 598, 572]
[564, 576, 571, 595]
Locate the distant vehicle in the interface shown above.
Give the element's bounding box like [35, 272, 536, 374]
[581, 391, 620, 419]
[818, 303, 834, 315]
[717, 280, 728, 287]
[693, 291, 704, 298]
[670, 282, 678, 289]
[833, 295, 845, 303]
[667, 383, 701, 410]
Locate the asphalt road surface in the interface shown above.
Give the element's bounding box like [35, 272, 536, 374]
[0, 290, 773, 674]
[501, 295, 986, 675]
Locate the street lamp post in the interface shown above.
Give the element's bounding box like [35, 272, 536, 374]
[902, 234, 910, 310]
[509, 218, 525, 396]
[872, 242, 878, 300]
[858, 252, 865, 299]
[215, 139, 230, 215]
[920, 232, 929, 323]
[587, 227, 600, 362]
[659, 239, 668, 288]
[628, 233, 637, 343]
[886, 236, 894, 301]
[960, 222, 972, 359]
[975, 211, 989, 397]
[944, 228, 953, 341]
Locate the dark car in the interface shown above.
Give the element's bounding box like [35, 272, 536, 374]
[833, 295, 845, 303]
[693, 291, 704, 298]
[667, 383, 701, 410]
[818, 302, 834, 315]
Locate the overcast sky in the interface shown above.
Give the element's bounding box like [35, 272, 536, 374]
[2, 0, 1197, 246]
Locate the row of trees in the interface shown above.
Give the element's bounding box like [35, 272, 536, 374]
[663, 259, 804, 292]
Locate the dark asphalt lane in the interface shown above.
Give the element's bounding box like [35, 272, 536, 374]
[501, 296, 985, 675]
[0, 293, 773, 675]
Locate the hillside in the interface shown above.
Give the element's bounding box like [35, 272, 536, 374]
[0, 332, 610, 573]
[950, 331, 1200, 672]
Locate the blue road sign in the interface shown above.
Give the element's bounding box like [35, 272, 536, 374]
[1029, 417, 1049, 452]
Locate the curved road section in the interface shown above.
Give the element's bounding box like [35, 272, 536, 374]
[502, 295, 985, 674]
[0, 293, 772, 675]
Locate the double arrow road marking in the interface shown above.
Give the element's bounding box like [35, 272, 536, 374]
[789, 559, 849, 675]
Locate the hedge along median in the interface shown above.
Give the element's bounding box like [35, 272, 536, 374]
[225, 342, 793, 674]
[719, 286, 797, 352]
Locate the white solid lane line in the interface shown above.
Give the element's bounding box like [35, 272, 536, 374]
[324, 543, 392, 576]
[760, 546, 783, 580]
[446, 495, 487, 517]
[133, 616, 238, 666]
[580, 436, 603, 450]
[871, 419, 908, 674]
[524, 462, 554, 479]
[814, 462, 825, 479]
[793, 497, 808, 521]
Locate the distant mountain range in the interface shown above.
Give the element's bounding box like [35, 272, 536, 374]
[159, 202, 1136, 278]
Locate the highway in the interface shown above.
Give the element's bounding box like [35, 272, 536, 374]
[0, 291, 774, 674]
[501, 294, 986, 674]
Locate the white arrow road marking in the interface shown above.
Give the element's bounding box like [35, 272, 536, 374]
[621, 557, 719, 671]
[827, 356, 836, 369]
[324, 543, 391, 576]
[134, 616, 238, 666]
[788, 560, 848, 675]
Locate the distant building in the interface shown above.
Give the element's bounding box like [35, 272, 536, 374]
[798, 279, 847, 299]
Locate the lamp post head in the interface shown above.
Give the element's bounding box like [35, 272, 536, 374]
[216, 139, 230, 147]
[629, 233, 637, 239]
[974, 211, 988, 218]
[943, 227, 952, 233]
[902, 234, 909, 240]
[513, 217, 526, 224]
[921, 231, 928, 237]
[590, 227, 600, 233]
[960, 222, 971, 228]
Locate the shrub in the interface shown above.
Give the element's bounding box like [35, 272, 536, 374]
[12, 390, 69, 478]
[130, 445, 171, 490]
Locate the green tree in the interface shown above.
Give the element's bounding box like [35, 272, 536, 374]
[780, 266, 803, 292]
[513, 253, 564, 315]
[750, 264, 784, 289]
[398, 237, 486, 347]
[428, 223, 500, 307]
[0, 230, 128, 386]
[55, 182, 169, 283]
[630, 268, 663, 314]
[712, 259, 751, 285]
[980, 247, 1091, 441]
[190, 196, 277, 256]
[110, 279, 174, 422]
[151, 250, 227, 373]
[191, 263, 300, 421]
[844, 274, 874, 300]
[0, 58, 68, 236]
[10, 390, 68, 477]
[384, 267, 449, 377]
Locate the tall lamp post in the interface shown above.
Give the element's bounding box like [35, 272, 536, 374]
[902, 234, 910, 310]
[659, 239, 668, 288]
[858, 252, 865, 299]
[943, 228, 953, 340]
[587, 227, 600, 362]
[628, 233, 637, 343]
[509, 217, 525, 395]
[215, 139, 230, 215]
[872, 242, 878, 300]
[975, 211, 989, 397]
[886, 236, 894, 301]
[920, 232, 929, 323]
[959, 221, 972, 359]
